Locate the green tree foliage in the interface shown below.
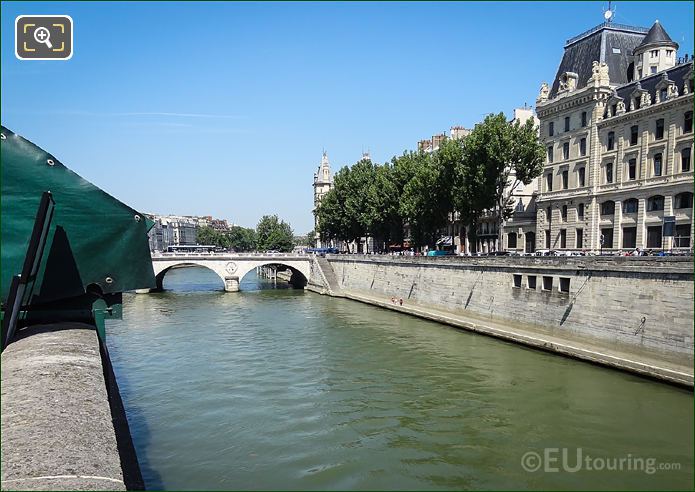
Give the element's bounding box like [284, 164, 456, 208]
[399, 151, 439, 248]
[313, 112, 544, 253]
[256, 214, 295, 252]
[196, 226, 229, 248]
[315, 188, 347, 247]
[316, 161, 377, 251]
[456, 113, 545, 250]
[369, 163, 402, 249]
[227, 226, 257, 252]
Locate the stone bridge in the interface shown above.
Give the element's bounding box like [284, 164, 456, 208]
[145, 253, 313, 292]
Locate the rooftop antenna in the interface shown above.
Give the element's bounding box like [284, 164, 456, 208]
[603, 1, 615, 23]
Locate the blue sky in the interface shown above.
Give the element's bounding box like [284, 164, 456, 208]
[2, 1, 693, 233]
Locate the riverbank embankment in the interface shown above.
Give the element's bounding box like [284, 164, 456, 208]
[308, 255, 693, 386]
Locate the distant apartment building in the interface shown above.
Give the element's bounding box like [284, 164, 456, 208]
[146, 214, 233, 252]
[535, 19, 693, 253]
[210, 218, 231, 232]
[417, 126, 470, 153]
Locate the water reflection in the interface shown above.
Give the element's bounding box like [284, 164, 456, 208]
[107, 267, 693, 490]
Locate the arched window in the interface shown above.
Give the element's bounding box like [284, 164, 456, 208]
[601, 200, 615, 215]
[647, 195, 665, 211]
[622, 198, 639, 214]
[675, 192, 693, 209]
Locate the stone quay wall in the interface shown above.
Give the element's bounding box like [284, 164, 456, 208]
[1, 324, 140, 491]
[323, 255, 693, 378]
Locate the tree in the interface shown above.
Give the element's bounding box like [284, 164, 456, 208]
[345, 158, 378, 251]
[227, 226, 257, 252]
[455, 113, 544, 251]
[496, 116, 545, 246]
[368, 163, 401, 251]
[316, 188, 349, 248]
[256, 215, 295, 252]
[316, 161, 377, 252]
[399, 151, 437, 248]
[397, 144, 460, 250]
[196, 225, 228, 248]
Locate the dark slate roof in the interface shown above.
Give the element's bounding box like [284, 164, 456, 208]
[550, 23, 649, 98]
[604, 61, 693, 118]
[636, 21, 678, 51]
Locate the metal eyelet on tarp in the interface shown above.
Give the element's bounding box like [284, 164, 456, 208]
[47, 159, 55, 166]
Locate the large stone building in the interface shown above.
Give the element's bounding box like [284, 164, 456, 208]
[146, 215, 198, 252]
[534, 18, 694, 253]
[146, 214, 232, 252]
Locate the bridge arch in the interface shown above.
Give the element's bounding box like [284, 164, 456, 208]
[236, 261, 308, 289]
[151, 260, 230, 292]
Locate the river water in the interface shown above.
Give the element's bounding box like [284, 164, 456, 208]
[107, 266, 693, 490]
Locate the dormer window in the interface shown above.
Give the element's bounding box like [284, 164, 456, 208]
[650, 66, 657, 75]
[611, 104, 617, 116]
[634, 97, 641, 110]
[660, 88, 668, 101]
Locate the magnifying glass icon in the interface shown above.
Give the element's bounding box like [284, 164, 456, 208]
[33, 27, 53, 49]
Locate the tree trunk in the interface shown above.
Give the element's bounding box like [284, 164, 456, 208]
[468, 217, 479, 253]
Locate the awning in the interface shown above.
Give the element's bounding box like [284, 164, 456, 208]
[436, 236, 453, 246]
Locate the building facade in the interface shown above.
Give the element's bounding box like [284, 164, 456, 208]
[535, 19, 693, 253]
[313, 151, 334, 248]
[146, 214, 234, 252]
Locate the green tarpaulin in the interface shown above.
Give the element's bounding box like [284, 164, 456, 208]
[1, 125, 155, 306]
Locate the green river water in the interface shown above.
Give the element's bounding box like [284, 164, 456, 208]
[106, 266, 693, 490]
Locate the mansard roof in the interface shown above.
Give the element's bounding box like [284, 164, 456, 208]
[550, 23, 649, 98]
[636, 21, 679, 51]
[605, 61, 693, 117]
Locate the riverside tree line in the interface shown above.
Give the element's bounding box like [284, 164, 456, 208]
[196, 214, 301, 253]
[315, 113, 546, 252]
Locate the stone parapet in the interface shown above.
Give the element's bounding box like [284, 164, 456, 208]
[1, 324, 127, 491]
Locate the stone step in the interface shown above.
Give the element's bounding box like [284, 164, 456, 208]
[316, 256, 340, 293]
